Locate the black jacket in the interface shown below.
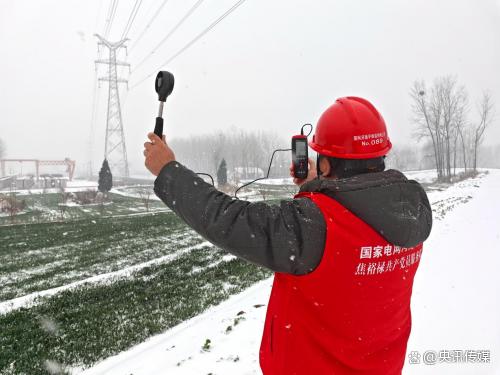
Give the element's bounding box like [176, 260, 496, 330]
[154, 161, 432, 275]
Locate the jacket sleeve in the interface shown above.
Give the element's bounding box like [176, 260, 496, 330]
[153, 161, 326, 275]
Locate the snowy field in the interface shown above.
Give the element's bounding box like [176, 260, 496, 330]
[0, 192, 271, 374]
[1, 169, 498, 374]
[80, 170, 500, 375]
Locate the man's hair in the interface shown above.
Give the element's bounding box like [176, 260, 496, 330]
[319, 155, 386, 179]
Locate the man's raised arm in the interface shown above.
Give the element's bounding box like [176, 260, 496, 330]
[153, 160, 326, 275]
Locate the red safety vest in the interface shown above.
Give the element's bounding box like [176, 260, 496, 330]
[259, 192, 423, 374]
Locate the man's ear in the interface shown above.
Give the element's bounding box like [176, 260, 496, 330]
[319, 157, 331, 177]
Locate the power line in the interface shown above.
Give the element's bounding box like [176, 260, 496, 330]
[101, 0, 112, 38]
[130, 0, 247, 90]
[102, 0, 114, 36]
[104, 0, 118, 38]
[121, 0, 141, 40]
[129, 0, 171, 52]
[121, 0, 143, 40]
[109, 1, 119, 36]
[132, 0, 206, 73]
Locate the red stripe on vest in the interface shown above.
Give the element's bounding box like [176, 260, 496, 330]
[259, 192, 423, 375]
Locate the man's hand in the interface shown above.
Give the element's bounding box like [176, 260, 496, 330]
[144, 132, 176, 176]
[289, 158, 317, 187]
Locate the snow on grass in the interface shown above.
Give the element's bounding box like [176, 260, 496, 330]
[65, 180, 98, 188]
[0, 213, 195, 301]
[0, 241, 213, 315]
[0, 246, 271, 374]
[242, 177, 294, 186]
[79, 278, 273, 375]
[81, 170, 500, 375]
[110, 186, 162, 201]
[0, 258, 71, 288]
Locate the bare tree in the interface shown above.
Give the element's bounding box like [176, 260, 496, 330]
[472, 92, 494, 171]
[138, 187, 152, 212]
[410, 76, 469, 182]
[411, 80, 442, 179]
[3, 192, 25, 223]
[440, 78, 467, 179]
[455, 103, 469, 173]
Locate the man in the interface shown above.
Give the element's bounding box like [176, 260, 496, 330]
[144, 96, 432, 374]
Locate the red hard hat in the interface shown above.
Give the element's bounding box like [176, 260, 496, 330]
[309, 97, 392, 159]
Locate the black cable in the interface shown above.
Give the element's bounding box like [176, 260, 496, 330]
[301, 123, 313, 137]
[234, 148, 291, 199]
[195, 172, 214, 186]
[130, 0, 247, 89]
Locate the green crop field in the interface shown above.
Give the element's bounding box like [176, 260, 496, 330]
[0, 189, 283, 374]
[0, 212, 196, 302]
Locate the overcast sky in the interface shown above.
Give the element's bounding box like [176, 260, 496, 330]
[0, 0, 499, 176]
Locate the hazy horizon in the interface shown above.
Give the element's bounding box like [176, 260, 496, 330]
[1, 0, 499, 176]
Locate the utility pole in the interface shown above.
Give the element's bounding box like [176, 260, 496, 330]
[94, 34, 130, 178]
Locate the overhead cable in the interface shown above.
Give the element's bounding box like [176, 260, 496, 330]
[121, 0, 143, 40]
[132, 0, 206, 72]
[129, 0, 171, 51]
[130, 0, 247, 89]
[104, 0, 119, 38]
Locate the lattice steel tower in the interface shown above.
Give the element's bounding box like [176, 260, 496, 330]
[95, 34, 130, 177]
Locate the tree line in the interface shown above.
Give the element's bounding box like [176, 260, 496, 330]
[166, 76, 496, 183]
[410, 76, 494, 181]
[170, 128, 291, 183]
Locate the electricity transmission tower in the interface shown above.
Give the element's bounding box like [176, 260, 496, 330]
[94, 34, 130, 177]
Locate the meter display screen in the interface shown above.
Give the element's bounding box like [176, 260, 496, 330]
[295, 140, 307, 156]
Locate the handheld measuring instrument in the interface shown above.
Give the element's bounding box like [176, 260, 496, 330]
[154, 71, 175, 139]
[291, 122, 312, 180]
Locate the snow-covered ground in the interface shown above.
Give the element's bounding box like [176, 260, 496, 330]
[404, 169, 438, 184]
[80, 170, 500, 375]
[405, 170, 500, 375]
[240, 177, 294, 186]
[3, 179, 98, 195]
[64, 180, 98, 193]
[110, 186, 162, 201]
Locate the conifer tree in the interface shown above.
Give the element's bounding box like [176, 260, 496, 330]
[98, 159, 113, 194]
[217, 158, 228, 187]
